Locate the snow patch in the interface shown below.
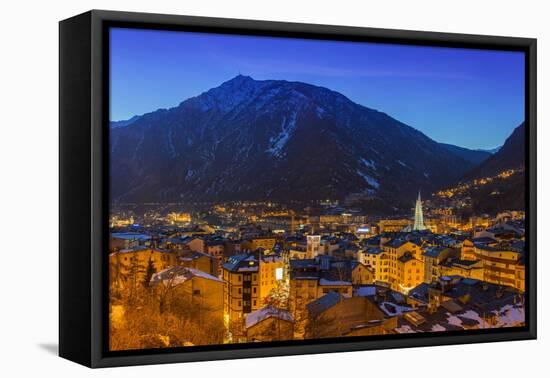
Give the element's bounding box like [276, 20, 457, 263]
[167, 127, 177, 158]
[319, 279, 351, 286]
[395, 325, 416, 334]
[266, 112, 298, 158]
[431, 324, 446, 332]
[379, 302, 413, 316]
[316, 106, 325, 118]
[494, 305, 525, 327]
[357, 171, 380, 189]
[460, 310, 491, 328]
[245, 306, 293, 329]
[360, 158, 377, 170]
[446, 314, 463, 327]
[151, 266, 223, 288]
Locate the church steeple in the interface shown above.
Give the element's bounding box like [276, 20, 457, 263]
[413, 191, 427, 231]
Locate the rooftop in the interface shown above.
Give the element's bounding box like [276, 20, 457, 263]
[422, 246, 449, 258]
[245, 306, 293, 329]
[222, 253, 259, 272]
[150, 266, 223, 287]
[307, 292, 344, 317]
[111, 232, 151, 241]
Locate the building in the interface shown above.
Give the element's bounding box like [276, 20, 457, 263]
[306, 235, 321, 258]
[423, 239, 524, 292]
[306, 292, 398, 338]
[359, 247, 390, 283]
[288, 259, 319, 338]
[224, 239, 242, 257]
[242, 236, 277, 251]
[178, 226, 211, 237]
[413, 191, 427, 231]
[160, 237, 190, 252]
[350, 261, 375, 285]
[166, 212, 191, 224]
[401, 276, 525, 332]
[245, 306, 294, 342]
[177, 250, 217, 276]
[205, 239, 226, 274]
[110, 216, 135, 228]
[378, 219, 410, 233]
[473, 242, 525, 291]
[288, 245, 307, 260]
[439, 259, 484, 280]
[461, 237, 497, 260]
[396, 252, 424, 293]
[110, 232, 151, 251]
[185, 236, 206, 253]
[461, 238, 476, 261]
[381, 238, 425, 292]
[422, 246, 460, 283]
[149, 266, 224, 327]
[288, 256, 358, 338]
[222, 254, 261, 339]
[474, 222, 524, 242]
[109, 246, 177, 289]
[258, 253, 285, 301]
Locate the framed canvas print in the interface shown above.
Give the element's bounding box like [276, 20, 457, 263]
[59, 10, 536, 368]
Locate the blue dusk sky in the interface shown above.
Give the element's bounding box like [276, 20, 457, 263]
[110, 27, 525, 150]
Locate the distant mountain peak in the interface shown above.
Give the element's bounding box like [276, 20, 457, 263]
[190, 75, 271, 113]
[110, 76, 482, 209]
[216, 74, 258, 90]
[477, 146, 502, 154]
[225, 74, 254, 82]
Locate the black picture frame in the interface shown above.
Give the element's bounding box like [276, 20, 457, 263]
[59, 9, 537, 368]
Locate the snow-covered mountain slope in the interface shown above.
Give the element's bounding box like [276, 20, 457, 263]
[110, 75, 478, 205]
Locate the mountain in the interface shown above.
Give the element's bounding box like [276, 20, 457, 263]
[480, 146, 502, 154]
[439, 143, 491, 166]
[110, 115, 140, 129]
[110, 75, 480, 208]
[463, 123, 525, 180]
[434, 123, 526, 215]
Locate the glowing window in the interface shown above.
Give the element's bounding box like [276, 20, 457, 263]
[275, 267, 283, 280]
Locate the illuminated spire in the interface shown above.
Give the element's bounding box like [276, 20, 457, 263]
[413, 191, 427, 231]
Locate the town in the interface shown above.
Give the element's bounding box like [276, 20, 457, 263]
[108, 178, 526, 350]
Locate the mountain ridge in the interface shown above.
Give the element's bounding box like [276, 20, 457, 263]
[462, 122, 525, 181]
[438, 143, 491, 166]
[109, 75, 499, 209]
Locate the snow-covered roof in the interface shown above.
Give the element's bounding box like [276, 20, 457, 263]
[222, 253, 259, 272]
[112, 232, 151, 241]
[245, 306, 293, 329]
[319, 278, 351, 286]
[394, 324, 415, 334]
[118, 245, 150, 253]
[379, 302, 413, 317]
[354, 286, 377, 297]
[364, 247, 384, 255]
[150, 266, 223, 287]
[431, 324, 446, 332]
[400, 302, 525, 333]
